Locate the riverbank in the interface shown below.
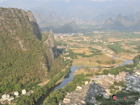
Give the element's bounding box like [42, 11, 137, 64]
[54, 66, 83, 90]
[43, 74, 88, 105]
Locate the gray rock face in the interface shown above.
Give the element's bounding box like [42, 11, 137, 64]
[0, 8, 41, 40]
[126, 73, 140, 92]
[43, 31, 59, 70]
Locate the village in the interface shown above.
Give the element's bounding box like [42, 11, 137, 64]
[0, 89, 33, 104]
[60, 69, 140, 105]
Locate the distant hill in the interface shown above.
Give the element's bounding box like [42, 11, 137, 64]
[39, 13, 140, 33]
[102, 14, 140, 31]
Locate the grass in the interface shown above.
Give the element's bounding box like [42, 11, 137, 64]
[108, 43, 126, 54]
[101, 64, 134, 75]
[73, 54, 121, 66]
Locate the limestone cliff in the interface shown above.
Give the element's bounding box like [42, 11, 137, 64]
[0, 8, 56, 93]
[0, 8, 41, 40]
[42, 31, 60, 71]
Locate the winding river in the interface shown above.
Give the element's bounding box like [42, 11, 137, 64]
[55, 59, 133, 90]
[54, 66, 82, 90]
[36, 59, 133, 105]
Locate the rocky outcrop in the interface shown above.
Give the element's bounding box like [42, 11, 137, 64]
[0, 8, 41, 40]
[43, 31, 57, 70]
[43, 31, 64, 70]
[27, 11, 42, 40]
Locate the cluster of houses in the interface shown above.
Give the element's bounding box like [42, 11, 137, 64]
[0, 89, 33, 105]
[62, 81, 89, 104]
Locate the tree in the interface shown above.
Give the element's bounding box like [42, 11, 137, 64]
[133, 55, 140, 66]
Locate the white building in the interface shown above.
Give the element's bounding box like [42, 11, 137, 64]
[22, 89, 27, 95]
[14, 91, 19, 97]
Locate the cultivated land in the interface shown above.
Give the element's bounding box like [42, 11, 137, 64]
[56, 32, 140, 68]
[55, 32, 140, 76]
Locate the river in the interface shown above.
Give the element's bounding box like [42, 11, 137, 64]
[54, 66, 82, 90]
[36, 59, 133, 105]
[55, 59, 133, 90]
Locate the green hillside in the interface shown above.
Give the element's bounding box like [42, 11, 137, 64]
[0, 8, 63, 94]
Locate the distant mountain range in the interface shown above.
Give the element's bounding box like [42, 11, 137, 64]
[1, 0, 140, 32]
[102, 13, 140, 31]
[36, 13, 140, 33]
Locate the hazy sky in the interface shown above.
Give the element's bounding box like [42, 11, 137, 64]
[0, 0, 139, 9]
[0, 0, 140, 22]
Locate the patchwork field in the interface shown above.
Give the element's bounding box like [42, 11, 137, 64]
[56, 32, 140, 69]
[55, 32, 140, 77]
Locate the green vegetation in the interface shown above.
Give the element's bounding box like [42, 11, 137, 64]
[133, 55, 140, 69]
[43, 74, 88, 105]
[135, 46, 140, 52]
[14, 65, 71, 105]
[68, 50, 77, 59]
[108, 43, 126, 54]
[0, 8, 47, 94]
[0, 30, 66, 94]
[126, 41, 140, 52]
[91, 48, 102, 56]
[133, 55, 140, 66]
[118, 33, 140, 39]
[101, 55, 140, 75]
[96, 59, 116, 65]
[110, 81, 125, 94]
[102, 64, 134, 75]
[0, 8, 68, 101]
[101, 32, 140, 39]
[0, 29, 45, 94]
[68, 48, 102, 58]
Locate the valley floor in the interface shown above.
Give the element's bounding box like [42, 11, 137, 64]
[52, 32, 140, 105]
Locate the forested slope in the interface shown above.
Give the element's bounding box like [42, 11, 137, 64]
[0, 8, 62, 94]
